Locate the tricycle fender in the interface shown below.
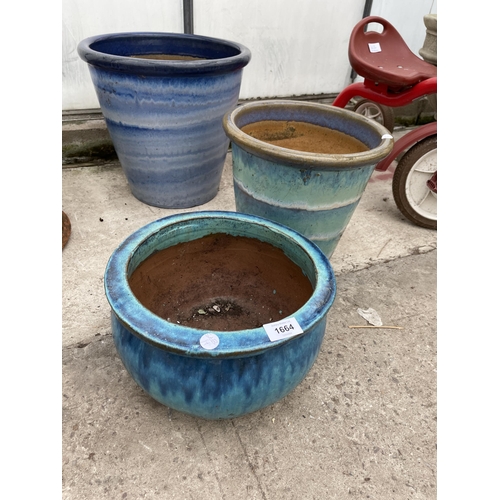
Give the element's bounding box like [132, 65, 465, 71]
[375, 121, 437, 172]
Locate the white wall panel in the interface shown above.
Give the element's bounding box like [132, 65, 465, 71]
[62, 0, 437, 111]
[62, 0, 183, 110]
[193, 0, 366, 101]
[369, 0, 437, 56]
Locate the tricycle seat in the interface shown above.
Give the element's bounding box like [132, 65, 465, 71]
[349, 16, 437, 90]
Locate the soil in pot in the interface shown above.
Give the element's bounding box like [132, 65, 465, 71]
[128, 233, 313, 331]
[241, 120, 369, 154]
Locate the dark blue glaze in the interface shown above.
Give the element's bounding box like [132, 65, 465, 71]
[78, 32, 251, 76]
[78, 33, 251, 208]
[104, 211, 336, 419]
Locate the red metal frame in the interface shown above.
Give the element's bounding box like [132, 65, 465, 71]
[332, 77, 437, 109]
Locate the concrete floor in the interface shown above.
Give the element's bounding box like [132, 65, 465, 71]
[62, 136, 437, 499]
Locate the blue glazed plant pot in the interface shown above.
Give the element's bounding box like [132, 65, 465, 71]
[77, 33, 251, 208]
[104, 211, 336, 420]
[222, 100, 394, 258]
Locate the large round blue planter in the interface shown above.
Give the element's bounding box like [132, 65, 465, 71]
[104, 211, 336, 420]
[223, 100, 394, 258]
[77, 32, 251, 208]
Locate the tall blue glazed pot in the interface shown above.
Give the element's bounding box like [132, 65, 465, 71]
[223, 100, 394, 258]
[77, 33, 251, 208]
[104, 211, 336, 420]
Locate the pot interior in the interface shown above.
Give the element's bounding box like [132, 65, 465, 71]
[129, 54, 206, 61]
[228, 101, 391, 153]
[105, 212, 336, 353]
[241, 120, 369, 154]
[128, 233, 313, 332]
[89, 34, 242, 60]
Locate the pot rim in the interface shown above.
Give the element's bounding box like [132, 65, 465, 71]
[77, 31, 251, 77]
[104, 211, 336, 358]
[223, 99, 394, 168]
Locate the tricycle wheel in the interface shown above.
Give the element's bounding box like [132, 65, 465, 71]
[392, 135, 437, 229]
[353, 99, 395, 133]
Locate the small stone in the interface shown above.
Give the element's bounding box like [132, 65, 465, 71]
[213, 305, 221, 313]
[198, 309, 206, 315]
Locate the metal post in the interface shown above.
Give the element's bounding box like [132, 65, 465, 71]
[183, 0, 194, 34]
[350, 0, 373, 81]
[362, 0, 373, 19]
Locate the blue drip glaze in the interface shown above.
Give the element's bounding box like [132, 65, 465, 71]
[78, 32, 251, 208]
[104, 211, 336, 419]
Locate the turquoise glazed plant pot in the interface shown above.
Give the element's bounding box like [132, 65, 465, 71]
[223, 100, 394, 258]
[104, 211, 336, 420]
[78, 33, 251, 208]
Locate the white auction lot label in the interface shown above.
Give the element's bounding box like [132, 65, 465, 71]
[263, 317, 303, 342]
[199, 333, 220, 350]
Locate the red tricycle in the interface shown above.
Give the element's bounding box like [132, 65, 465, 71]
[333, 15, 437, 230]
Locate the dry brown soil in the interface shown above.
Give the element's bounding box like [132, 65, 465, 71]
[241, 120, 369, 154]
[128, 233, 313, 331]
